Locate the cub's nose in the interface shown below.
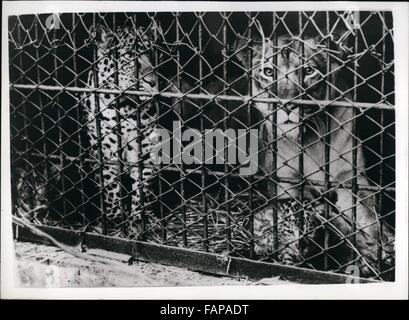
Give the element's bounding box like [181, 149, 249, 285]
[284, 103, 297, 113]
[278, 103, 296, 116]
[276, 103, 300, 125]
[283, 107, 291, 116]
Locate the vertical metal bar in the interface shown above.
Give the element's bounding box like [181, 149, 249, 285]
[271, 13, 279, 254]
[92, 13, 107, 234]
[133, 15, 146, 236]
[377, 118, 385, 269]
[222, 13, 232, 251]
[247, 13, 254, 259]
[377, 11, 386, 271]
[153, 17, 166, 243]
[175, 13, 188, 247]
[197, 13, 208, 251]
[351, 11, 359, 263]
[323, 12, 332, 271]
[17, 18, 32, 207]
[297, 11, 305, 251]
[72, 13, 87, 228]
[112, 14, 127, 236]
[35, 16, 50, 219]
[9, 18, 17, 182]
[52, 19, 68, 218]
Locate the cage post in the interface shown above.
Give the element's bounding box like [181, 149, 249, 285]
[52, 23, 68, 220]
[91, 13, 108, 235]
[112, 14, 127, 236]
[323, 12, 332, 271]
[222, 12, 232, 252]
[351, 11, 359, 264]
[132, 16, 147, 237]
[271, 13, 279, 254]
[197, 13, 208, 252]
[247, 12, 254, 259]
[175, 12, 188, 247]
[152, 16, 167, 243]
[297, 11, 305, 252]
[377, 11, 386, 272]
[72, 13, 87, 228]
[35, 16, 51, 220]
[16, 18, 32, 208]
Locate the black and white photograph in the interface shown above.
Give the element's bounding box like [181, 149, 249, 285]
[1, 1, 408, 299]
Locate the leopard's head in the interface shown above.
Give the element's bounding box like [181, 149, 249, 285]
[90, 24, 163, 100]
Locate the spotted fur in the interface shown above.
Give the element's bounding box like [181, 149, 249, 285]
[82, 24, 161, 232]
[254, 200, 322, 265]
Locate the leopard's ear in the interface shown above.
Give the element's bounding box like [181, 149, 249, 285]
[90, 24, 115, 51]
[150, 22, 164, 41]
[138, 23, 167, 60]
[137, 23, 163, 41]
[134, 23, 164, 52]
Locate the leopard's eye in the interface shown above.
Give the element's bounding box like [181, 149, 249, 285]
[262, 67, 274, 77]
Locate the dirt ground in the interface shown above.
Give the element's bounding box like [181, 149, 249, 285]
[13, 241, 291, 287]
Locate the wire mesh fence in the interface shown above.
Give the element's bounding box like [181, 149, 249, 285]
[9, 11, 395, 281]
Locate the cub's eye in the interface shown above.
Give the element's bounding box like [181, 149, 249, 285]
[303, 66, 315, 75]
[262, 67, 274, 77]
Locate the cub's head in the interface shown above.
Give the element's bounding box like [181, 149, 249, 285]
[90, 24, 162, 97]
[12, 165, 61, 219]
[235, 34, 350, 140]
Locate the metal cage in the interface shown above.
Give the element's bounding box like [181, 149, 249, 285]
[9, 11, 395, 281]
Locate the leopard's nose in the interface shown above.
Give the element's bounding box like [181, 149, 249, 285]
[138, 79, 155, 92]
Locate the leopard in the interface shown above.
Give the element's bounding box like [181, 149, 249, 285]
[234, 31, 395, 277]
[82, 24, 163, 235]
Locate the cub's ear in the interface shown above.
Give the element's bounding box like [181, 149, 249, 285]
[314, 30, 353, 61]
[14, 167, 26, 181]
[233, 35, 261, 70]
[49, 164, 62, 184]
[90, 24, 115, 51]
[333, 31, 354, 60]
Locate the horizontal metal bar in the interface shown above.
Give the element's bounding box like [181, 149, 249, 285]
[13, 223, 379, 284]
[11, 83, 395, 111]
